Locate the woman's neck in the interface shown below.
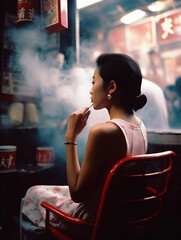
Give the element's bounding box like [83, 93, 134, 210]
[108, 105, 139, 125]
[108, 105, 131, 119]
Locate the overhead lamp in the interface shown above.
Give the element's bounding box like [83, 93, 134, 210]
[148, 1, 168, 12]
[77, 0, 104, 9]
[120, 9, 146, 24]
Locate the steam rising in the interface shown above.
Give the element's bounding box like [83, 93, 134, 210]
[8, 22, 108, 118]
[7, 22, 109, 162]
[6, 21, 170, 163]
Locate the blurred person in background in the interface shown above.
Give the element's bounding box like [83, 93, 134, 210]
[164, 84, 177, 128]
[172, 76, 181, 129]
[136, 78, 169, 130]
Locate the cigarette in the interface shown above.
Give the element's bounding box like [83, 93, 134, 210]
[88, 104, 93, 109]
[84, 104, 93, 118]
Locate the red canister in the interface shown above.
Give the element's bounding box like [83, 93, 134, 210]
[17, 0, 37, 24]
[36, 147, 54, 166]
[0, 146, 17, 170]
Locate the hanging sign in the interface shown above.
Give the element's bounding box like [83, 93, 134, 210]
[126, 17, 156, 51]
[41, 0, 68, 34]
[17, 0, 37, 23]
[158, 9, 181, 44]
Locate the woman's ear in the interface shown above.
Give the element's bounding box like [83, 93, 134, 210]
[108, 80, 117, 94]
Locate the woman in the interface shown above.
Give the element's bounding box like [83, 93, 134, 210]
[20, 53, 147, 239]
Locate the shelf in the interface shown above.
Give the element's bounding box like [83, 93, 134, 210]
[0, 163, 55, 174]
[0, 94, 37, 103]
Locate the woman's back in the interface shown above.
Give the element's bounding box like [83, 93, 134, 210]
[20, 53, 148, 240]
[72, 117, 147, 221]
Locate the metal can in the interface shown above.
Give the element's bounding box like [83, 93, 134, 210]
[36, 146, 54, 166]
[0, 145, 17, 170]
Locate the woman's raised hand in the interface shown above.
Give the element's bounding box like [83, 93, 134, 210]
[65, 107, 91, 141]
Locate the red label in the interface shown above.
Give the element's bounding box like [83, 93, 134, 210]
[0, 151, 16, 170]
[36, 148, 54, 164]
[17, 0, 37, 23]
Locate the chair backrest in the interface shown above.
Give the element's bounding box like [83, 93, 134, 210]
[91, 150, 176, 240]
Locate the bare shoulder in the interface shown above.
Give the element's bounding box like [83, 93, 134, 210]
[89, 121, 124, 140]
[87, 121, 127, 164]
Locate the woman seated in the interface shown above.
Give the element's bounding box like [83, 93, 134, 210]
[20, 53, 148, 240]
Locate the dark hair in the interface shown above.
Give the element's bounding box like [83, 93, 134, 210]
[96, 53, 147, 111]
[175, 76, 181, 96]
[164, 84, 176, 100]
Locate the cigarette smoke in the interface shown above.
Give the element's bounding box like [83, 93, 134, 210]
[7, 21, 109, 162]
[6, 19, 171, 164]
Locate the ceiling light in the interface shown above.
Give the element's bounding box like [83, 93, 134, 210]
[120, 9, 146, 24]
[148, 1, 166, 12]
[77, 0, 104, 9]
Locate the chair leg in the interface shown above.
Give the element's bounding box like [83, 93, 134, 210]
[19, 198, 25, 240]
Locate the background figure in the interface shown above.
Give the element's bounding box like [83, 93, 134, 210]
[164, 84, 177, 128]
[172, 76, 181, 129]
[136, 78, 169, 130]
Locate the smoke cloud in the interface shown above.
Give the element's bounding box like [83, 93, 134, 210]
[7, 19, 172, 164]
[6, 21, 109, 163]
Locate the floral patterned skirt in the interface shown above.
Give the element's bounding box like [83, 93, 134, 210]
[21, 185, 79, 228]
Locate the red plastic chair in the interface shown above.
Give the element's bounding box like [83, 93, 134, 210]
[41, 150, 176, 240]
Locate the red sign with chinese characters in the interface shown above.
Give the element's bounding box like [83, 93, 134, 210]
[17, 0, 37, 23]
[158, 10, 181, 43]
[127, 18, 156, 51]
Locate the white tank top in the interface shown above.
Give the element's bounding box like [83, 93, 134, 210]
[73, 118, 148, 222]
[109, 118, 148, 155]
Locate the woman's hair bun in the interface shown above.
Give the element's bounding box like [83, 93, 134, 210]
[132, 94, 147, 111]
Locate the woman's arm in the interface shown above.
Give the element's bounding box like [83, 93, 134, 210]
[65, 107, 91, 201]
[66, 124, 107, 202]
[65, 109, 126, 202]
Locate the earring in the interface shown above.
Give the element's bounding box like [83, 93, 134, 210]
[107, 93, 112, 100]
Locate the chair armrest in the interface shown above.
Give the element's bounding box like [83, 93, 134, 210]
[146, 186, 158, 195]
[41, 201, 93, 227]
[146, 186, 167, 198]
